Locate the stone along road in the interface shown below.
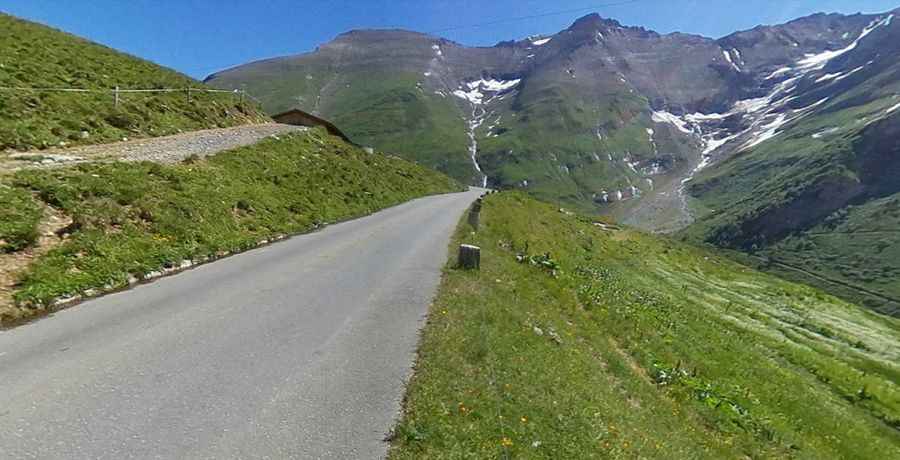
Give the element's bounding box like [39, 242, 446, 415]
[0, 188, 483, 459]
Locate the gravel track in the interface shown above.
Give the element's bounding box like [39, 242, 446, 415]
[1, 123, 307, 169]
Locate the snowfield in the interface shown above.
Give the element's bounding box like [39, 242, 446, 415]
[651, 111, 693, 134]
[452, 78, 522, 105]
[798, 14, 893, 70]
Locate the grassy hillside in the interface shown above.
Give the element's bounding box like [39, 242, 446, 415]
[210, 65, 474, 183]
[0, 129, 461, 324]
[324, 71, 474, 182]
[476, 77, 687, 214]
[390, 193, 899, 459]
[762, 194, 900, 306]
[709, 192, 900, 318]
[0, 13, 268, 151]
[684, 91, 900, 316]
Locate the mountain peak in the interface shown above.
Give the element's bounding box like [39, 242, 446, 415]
[331, 28, 434, 44]
[568, 13, 621, 31]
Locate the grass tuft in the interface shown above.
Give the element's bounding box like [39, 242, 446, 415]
[0, 185, 42, 252]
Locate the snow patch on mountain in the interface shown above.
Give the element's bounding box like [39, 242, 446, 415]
[798, 14, 893, 70]
[722, 50, 741, 72]
[741, 98, 828, 150]
[766, 67, 793, 80]
[470, 78, 521, 92]
[815, 72, 843, 83]
[743, 114, 788, 149]
[886, 101, 900, 115]
[702, 133, 739, 155]
[651, 111, 693, 134]
[625, 157, 639, 173]
[685, 112, 728, 122]
[683, 20, 882, 157]
[531, 37, 552, 46]
[452, 88, 482, 105]
[452, 78, 521, 106]
[681, 155, 714, 186]
[733, 96, 770, 113]
[812, 127, 840, 138]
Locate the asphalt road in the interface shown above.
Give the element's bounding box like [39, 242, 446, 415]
[0, 188, 482, 459]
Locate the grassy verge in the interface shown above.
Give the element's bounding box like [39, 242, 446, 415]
[390, 192, 900, 459]
[0, 185, 43, 252]
[1, 128, 461, 321]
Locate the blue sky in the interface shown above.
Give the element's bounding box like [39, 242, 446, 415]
[2, 0, 898, 79]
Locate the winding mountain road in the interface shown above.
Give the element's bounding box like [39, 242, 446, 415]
[0, 188, 482, 459]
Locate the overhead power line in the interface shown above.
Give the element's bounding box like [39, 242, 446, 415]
[427, 0, 646, 34]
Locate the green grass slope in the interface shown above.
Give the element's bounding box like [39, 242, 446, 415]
[706, 193, 900, 318]
[206, 53, 474, 183]
[0, 13, 268, 151]
[477, 76, 684, 214]
[390, 192, 899, 459]
[0, 129, 461, 324]
[0, 185, 42, 252]
[684, 89, 900, 316]
[323, 71, 473, 182]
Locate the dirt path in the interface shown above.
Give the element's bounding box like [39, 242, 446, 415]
[1, 123, 306, 170]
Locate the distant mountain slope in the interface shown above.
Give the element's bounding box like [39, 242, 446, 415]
[208, 8, 900, 315]
[0, 14, 268, 151]
[207, 30, 475, 182]
[680, 11, 900, 315]
[206, 15, 713, 214]
[206, 10, 896, 223]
